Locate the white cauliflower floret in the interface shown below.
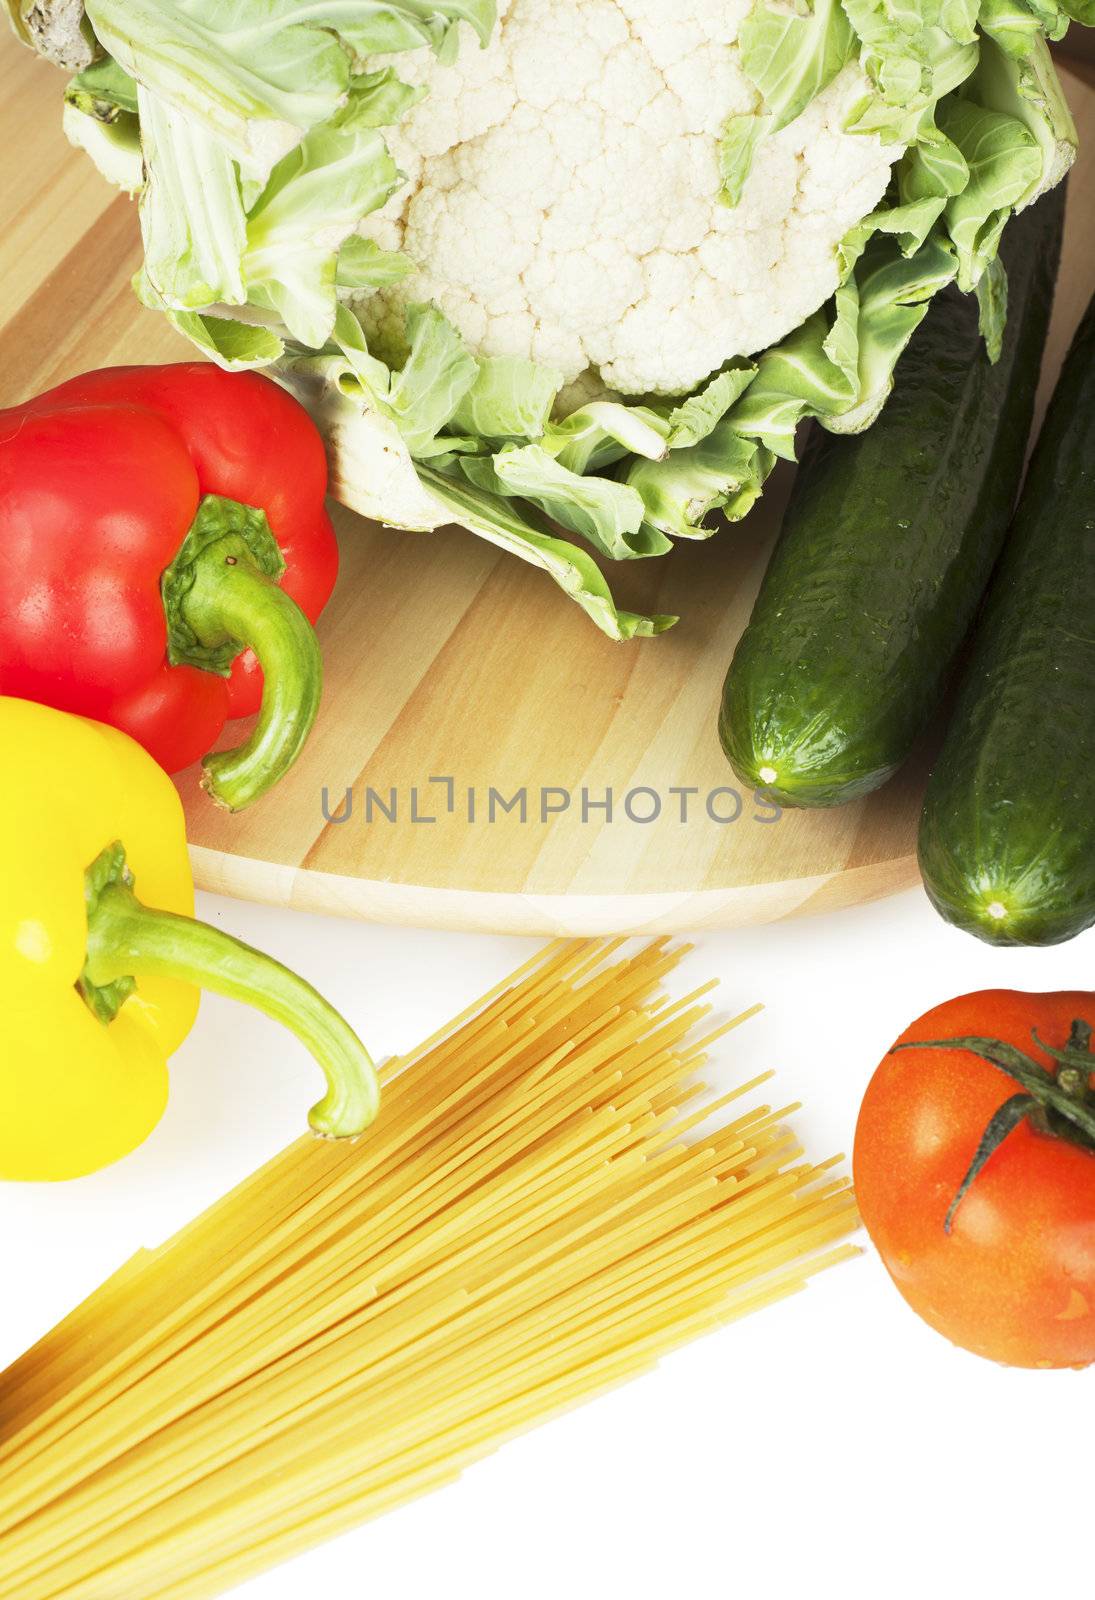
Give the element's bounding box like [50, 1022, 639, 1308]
[357, 0, 902, 397]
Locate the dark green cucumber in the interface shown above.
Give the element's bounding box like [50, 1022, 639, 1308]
[719, 188, 1065, 807]
[919, 290, 1095, 946]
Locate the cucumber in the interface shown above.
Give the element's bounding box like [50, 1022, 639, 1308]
[718, 188, 1065, 808]
[919, 290, 1095, 945]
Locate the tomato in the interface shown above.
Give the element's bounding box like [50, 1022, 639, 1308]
[853, 989, 1095, 1369]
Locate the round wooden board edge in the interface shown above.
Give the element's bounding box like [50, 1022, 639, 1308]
[181, 60, 1092, 937]
[189, 843, 921, 935]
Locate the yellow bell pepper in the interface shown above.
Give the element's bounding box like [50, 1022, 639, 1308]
[0, 697, 379, 1181]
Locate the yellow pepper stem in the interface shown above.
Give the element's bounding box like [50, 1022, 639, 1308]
[79, 844, 379, 1140]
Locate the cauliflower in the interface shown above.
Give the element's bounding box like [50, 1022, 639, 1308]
[43, 0, 1085, 635]
[359, 0, 899, 397]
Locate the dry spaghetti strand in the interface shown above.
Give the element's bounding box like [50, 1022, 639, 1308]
[0, 941, 859, 1600]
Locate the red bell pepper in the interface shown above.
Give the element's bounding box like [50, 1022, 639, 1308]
[0, 363, 338, 810]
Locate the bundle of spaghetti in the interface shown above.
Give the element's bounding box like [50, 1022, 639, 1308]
[0, 939, 858, 1600]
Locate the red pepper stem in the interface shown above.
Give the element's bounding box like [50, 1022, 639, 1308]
[185, 549, 322, 811]
[82, 862, 379, 1140]
[161, 494, 323, 811]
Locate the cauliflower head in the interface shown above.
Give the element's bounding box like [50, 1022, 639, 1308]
[359, 0, 898, 397]
[51, 0, 1084, 636]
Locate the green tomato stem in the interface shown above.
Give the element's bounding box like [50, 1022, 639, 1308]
[81, 845, 378, 1140]
[1057, 1019, 1094, 1101]
[894, 1022, 1095, 1231]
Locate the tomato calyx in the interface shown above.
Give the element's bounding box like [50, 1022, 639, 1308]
[892, 1019, 1095, 1233]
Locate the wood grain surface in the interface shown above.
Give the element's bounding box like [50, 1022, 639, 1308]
[2, 38, 1093, 934]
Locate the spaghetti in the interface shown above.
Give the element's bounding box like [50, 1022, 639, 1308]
[0, 939, 858, 1600]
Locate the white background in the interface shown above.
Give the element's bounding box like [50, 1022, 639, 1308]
[3, 888, 1091, 1599]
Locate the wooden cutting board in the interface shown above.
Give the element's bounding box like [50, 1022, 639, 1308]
[2, 40, 1093, 935]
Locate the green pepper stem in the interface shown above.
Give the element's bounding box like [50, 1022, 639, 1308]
[83, 867, 378, 1140]
[185, 550, 322, 811]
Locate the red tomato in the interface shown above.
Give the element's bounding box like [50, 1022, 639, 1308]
[853, 989, 1095, 1369]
